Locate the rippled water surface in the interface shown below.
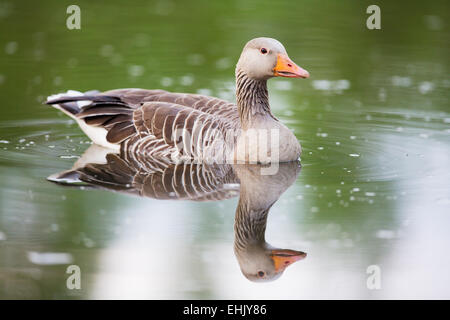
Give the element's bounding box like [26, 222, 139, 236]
[0, 0, 449, 299]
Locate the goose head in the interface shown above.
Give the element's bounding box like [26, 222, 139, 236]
[236, 37, 310, 80]
[235, 244, 307, 282]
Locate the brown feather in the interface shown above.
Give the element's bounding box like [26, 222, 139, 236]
[84, 115, 114, 126]
[106, 122, 136, 144]
[78, 106, 133, 118]
[103, 114, 132, 129]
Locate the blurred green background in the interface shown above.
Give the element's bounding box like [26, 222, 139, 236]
[0, 0, 449, 299]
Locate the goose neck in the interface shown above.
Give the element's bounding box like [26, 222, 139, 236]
[235, 69, 273, 129]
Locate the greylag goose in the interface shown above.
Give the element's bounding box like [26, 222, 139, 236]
[49, 144, 307, 281]
[46, 37, 309, 163]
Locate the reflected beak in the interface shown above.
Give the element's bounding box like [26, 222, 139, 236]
[271, 249, 307, 273]
[273, 53, 310, 78]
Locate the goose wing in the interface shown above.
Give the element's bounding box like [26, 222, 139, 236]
[46, 90, 238, 158]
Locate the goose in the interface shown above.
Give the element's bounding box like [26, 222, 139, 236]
[46, 37, 309, 163]
[49, 144, 307, 282]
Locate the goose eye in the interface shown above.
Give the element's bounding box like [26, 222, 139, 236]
[260, 48, 268, 54]
[257, 271, 265, 277]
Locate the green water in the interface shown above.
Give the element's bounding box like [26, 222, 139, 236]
[0, 0, 449, 299]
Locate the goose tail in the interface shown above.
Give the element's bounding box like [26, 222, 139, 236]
[46, 90, 136, 150]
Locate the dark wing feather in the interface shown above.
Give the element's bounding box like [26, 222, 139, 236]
[106, 122, 137, 144]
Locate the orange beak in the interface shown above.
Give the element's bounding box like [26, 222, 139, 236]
[271, 249, 307, 273]
[273, 53, 309, 78]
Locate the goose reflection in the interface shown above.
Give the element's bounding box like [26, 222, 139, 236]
[233, 165, 306, 282]
[49, 145, 306, 282]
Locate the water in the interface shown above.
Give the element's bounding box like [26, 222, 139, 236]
[0, 0, 449, 299]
